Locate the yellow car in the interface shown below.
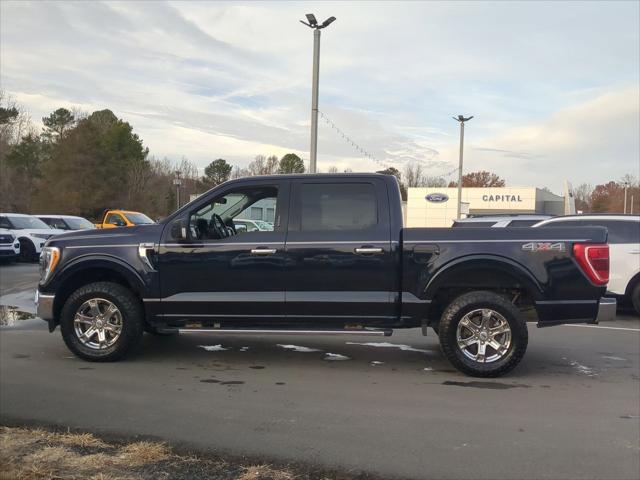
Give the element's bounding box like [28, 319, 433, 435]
[95, 210, 155, 229]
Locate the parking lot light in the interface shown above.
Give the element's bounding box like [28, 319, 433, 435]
[453, 115, 473, 219]
[300, 13, 337, 174]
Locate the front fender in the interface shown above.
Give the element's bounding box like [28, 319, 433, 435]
[49, 254, 148, 295]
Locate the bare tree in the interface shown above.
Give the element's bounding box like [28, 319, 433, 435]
[424, 176, 447, 187]
[573, 183, 593, 212]
[326, 166, 339, 173]
[403, 163, 425, 188]
[265, 155, 279, 174]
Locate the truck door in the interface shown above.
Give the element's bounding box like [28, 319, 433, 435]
[157, 179, 290, 323]
[284, 177, 396, 323]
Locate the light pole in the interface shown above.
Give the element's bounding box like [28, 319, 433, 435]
[623, 182, 629, 214]
[453, 115, 473, 219]
[300, 13, 336, 173]
[173, 171, 182, 210]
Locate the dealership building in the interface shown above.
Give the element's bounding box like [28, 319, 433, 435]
[405, 185, 575, 228]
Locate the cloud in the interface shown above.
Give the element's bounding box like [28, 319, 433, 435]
[1, 0, 638, 188]
[457, 87, 640, 191]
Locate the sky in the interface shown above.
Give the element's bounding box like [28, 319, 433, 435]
[1, 0, 639, 192]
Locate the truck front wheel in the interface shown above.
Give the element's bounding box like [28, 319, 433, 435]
[60, 282, 144, 362]
[438, 291, 528, 377]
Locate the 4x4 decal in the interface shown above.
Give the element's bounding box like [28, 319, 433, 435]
[522, 242, 565, 252]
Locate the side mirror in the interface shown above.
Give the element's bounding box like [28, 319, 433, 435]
[111, 220, 126, 227]
[170, 218, 188, 241]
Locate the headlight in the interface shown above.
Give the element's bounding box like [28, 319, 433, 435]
[39, 247, 60, 284]
[32, 233, 52, 240]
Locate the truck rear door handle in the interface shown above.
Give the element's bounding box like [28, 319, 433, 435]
[354, 247, 383, 255]
[250, 248, 277, 255]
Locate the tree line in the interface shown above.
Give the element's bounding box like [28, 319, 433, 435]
[0, 94, 306, 220]
[0, 92, 637, 219]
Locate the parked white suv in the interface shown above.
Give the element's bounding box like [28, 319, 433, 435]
[453, 215, 553, 228]
[534, 215, 640, 314]
[37, 215, 96, 231]
[0, 213, 63, 262]
[0, 229, 20, 263]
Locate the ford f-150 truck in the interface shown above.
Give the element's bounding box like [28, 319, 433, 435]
[36, 174, 615, 376]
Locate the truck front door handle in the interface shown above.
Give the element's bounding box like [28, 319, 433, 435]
[250, 248, 277, 255]
[354, 247, 383, 255]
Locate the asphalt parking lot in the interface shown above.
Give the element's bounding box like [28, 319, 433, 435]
[1, 263, 639, 479]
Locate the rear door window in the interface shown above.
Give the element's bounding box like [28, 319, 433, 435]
[299, 183, 377, 232]
[540, 219, 640, 244]
[106, 213, 126, 226]
[600, 221, 640, 244]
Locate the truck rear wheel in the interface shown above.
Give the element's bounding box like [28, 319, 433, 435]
[60, 282, 144, 362]
[438, 291, 528, 377]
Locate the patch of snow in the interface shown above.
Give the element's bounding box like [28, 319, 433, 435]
[423, 367, 434, 372]
[602, 355, 625, 361]
[569, 360, 597, 376]
[198, 345, 228, 352]
[239, 347, 250, 352]
[370, 361, 384, 366]
[324, 353, 351, 361]
[277, 344, 321, 353]
[346, 342, 430, 354]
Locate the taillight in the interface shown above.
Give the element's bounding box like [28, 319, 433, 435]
[573, 243, 609, 285]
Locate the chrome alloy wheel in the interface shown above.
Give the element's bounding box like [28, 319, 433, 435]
[456, 308, 512, 363]
[73, 298, 123, 350]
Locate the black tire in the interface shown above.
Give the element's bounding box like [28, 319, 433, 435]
[438, 290, 528, 377]
[60, 282, 144, 362]
[631, 283, 640, 317]
[18, 239, 36, 262]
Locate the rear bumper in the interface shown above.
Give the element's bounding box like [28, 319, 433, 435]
[595, 297, 616, 323]
[535, 297, 616, 327]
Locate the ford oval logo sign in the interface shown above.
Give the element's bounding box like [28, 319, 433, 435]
[425, 193, 449, 203]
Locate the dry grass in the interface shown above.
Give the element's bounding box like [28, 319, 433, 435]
[0, 426, 312, 480]
[239, 465, 297, 480]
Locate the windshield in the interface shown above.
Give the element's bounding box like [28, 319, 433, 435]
[125, 213, 155, 225]
[6, 215, 50, 230]
[65, 217, 96, 230]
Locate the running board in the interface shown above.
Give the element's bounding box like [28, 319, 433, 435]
[174, 328, 392, 336]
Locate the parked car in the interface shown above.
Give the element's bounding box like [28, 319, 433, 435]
[95, 209, 155, 229]
[233, 218, 273, 232]
[36, 174, 614, 377]
[36, 215, 97, 230]
[0, 229, 20, 263]
[0, 213, 63, 261]
[534, 215, 640, 314]
[38, 215, 96, 231]
[452, 215, 553, 228]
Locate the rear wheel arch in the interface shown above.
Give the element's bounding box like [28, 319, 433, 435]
[17, 237, 37, 261]
[624, 272, 640, 296]
[423, 256, 542, 323]
[425, 256, 543, 300]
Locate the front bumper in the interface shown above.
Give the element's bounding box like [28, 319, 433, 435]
[595, 297, 616, 323]
[35, 289, 55, 322]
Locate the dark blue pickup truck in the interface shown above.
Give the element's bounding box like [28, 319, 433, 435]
[36, 174, 615, 376]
